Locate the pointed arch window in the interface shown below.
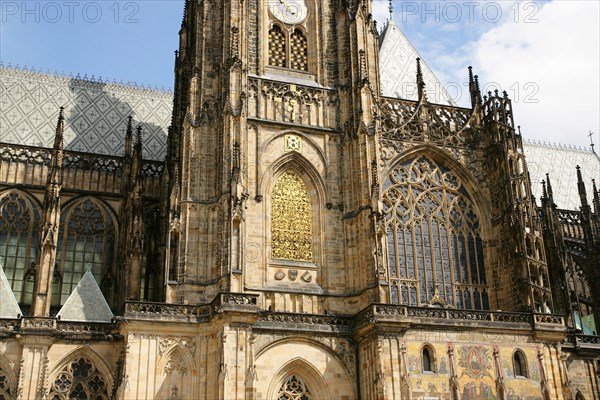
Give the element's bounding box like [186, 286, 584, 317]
[513, 350, 528, 378]
[48, 356, 110, 399]
[269, 24, 308, 72]
[271, 171, 313, 262]
[56, 198, 115, 305]
[269, 24, 287, 68]
[0, 191, 40, 305]
[290, 29, 308, 71]
[383, 156, 488, 309]
[277, 375, 312, 400]
[422, 346, 435, 373]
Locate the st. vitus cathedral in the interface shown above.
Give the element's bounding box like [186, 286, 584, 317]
[1, 0, 599, 399]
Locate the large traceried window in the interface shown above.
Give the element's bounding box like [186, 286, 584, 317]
[271, 170, 313, 262]
[277, 375, 312, 400]
[48, 357, 110, 400]
[0, 190, 40, 305]
[56, 198, 115, 305]
[383, 156, 489, 309]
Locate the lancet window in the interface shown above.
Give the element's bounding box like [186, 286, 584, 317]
[271, 171, 313, 262]
[277, 375, 312, 400]
[269, 24, 287, 68]
[0, 190, 40, 304]
[56, 198, 115, 305]
[268, 25, 308, 71]
[382, 156, 488, 309]
[48, 357, 109, 400]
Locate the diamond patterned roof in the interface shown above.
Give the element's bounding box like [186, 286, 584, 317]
[378, 21, 456, 105]
[524, 142, 599, 210]
[0, 65, 173, 160]
[0, 264, 22, 319]
[56, 271, 114, 323]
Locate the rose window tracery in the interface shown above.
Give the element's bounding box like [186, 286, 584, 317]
[383, 156, 488, 309]
[277, 375, 312, 400]
[271, 171, 313, 262]
[48, 357, 109, 400]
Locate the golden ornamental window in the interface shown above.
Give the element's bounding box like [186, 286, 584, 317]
[268, 24, 308, 72]
[49, 357, 110, 399]
[269, 24, 287, 68]
[271, 171, 313, 262]
[0, 190, 40, 304]
[290, 29, 308, 71]
[277, 375, 312, 400]
[383, 156, 488, 310]
[56, 198, 115, 305]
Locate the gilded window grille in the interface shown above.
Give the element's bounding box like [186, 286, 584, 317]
[290, 29, 308, 71]
[382, 156, 489, 309]
[0, 190, 40, 304]
[277, 375, 312, 400]
[56, 198, 115, 305]
[269, 24, 287, 68]
[48, 357, 110, 400]
[271, 171, 313, 262]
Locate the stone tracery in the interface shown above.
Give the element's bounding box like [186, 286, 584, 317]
[48, 356, 109, 400]
[383, 156, 488, 309]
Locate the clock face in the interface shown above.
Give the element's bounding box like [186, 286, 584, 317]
[269, 0, 307, 24]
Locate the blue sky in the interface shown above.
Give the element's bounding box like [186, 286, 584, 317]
[1, 0, 599, 147]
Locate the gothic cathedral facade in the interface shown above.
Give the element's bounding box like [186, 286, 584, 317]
[1, 0, 599, 399]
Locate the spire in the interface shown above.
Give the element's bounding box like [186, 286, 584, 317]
[32, 108, 65, 316]
[131, 125, 143, 180]
[416, 58, 426, 102]
[577, 165, 590, 210]
[593, 179, 599, 214]
[125, 116, 133, 159]
[546, 173, 554, 202]
[388, 0, 394, 21]
[468, 66, 482, 108]
[48, 107, 65, 186]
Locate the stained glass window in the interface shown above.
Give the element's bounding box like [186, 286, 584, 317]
[277, 375, 312, 400]
[383, 156, 488, 309]
[48, 357, 109, 400]
[269, 25, 287, 68]
[0, 191, 40, 304]
[56, 199, 114, 305]
[271, 171, 313, 262]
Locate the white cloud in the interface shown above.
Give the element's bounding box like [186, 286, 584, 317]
[376, 1, 599, 148]
[449, 1, 599, 148]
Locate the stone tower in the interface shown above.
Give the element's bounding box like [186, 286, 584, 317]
[164, 0, 383, 313]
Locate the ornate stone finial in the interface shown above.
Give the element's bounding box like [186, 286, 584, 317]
[416, 58, 426, 102]
[592, 179, 599, 214]
[48, 107, 65, 185]
[588, 130, 595, 154]
[388, 0, 394, 21]
[545, 173, 554, 201]
[125, 116, 134, 158]
[576, 165, 590, 209]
